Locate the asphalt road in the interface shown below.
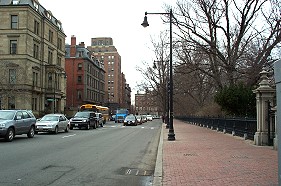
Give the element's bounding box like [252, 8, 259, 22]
[0, 119, 162, 186]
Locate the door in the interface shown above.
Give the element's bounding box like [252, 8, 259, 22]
[14, 111, 25, 134]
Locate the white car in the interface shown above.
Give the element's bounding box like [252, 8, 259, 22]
[146, 115, 153, 121]
[35, 114, 70, 134]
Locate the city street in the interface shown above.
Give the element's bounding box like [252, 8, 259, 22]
[0, 119, 162, 186]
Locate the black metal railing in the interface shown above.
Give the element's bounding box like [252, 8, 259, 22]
[176, 116, 257, 140]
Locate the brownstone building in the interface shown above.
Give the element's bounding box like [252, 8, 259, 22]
[65, 36, 105, 116]
[0, 0, 66, 117]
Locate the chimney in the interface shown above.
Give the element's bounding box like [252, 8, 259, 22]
[70, 35, 76, 57]
[79, 42, 85, 48]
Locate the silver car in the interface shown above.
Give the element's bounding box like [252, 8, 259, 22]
[0, 110, 36, 142]
[35, 114, 70, 134]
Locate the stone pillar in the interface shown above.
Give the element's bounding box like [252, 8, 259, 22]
[253, 69, 275, 146]
[274, 60, 281, 183]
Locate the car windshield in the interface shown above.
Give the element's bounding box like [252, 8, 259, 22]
[74, 112, 90, 118]
[0, 111, 15, 120]
[136, 116, 141, 119]
[126, 116, 135, 120]
[40, 115, 59, 121]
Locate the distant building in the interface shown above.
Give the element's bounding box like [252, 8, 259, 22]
[87, 37, 130, 113]
[135, 91, 159, 115]
[65, 36, 105, 117]
[0, 0, 66, 117]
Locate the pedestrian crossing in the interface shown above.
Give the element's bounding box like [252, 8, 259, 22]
[102, 125, 156, 130]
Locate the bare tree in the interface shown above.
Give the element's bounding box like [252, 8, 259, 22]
[170, 0, 281, 89]
[136, 32, 170, 114]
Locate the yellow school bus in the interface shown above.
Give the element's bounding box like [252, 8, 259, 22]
[96, 106, 109, 121]
[80, 104, 98, 112]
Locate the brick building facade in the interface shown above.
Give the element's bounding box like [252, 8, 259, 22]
[65, 36, 105, 117]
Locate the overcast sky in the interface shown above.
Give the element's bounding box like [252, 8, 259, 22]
[38, 0, 175, 98]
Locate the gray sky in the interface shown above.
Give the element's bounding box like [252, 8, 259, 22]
[38, 0, 175, 98]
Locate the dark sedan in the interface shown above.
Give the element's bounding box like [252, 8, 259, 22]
[123, 115, 137, 126]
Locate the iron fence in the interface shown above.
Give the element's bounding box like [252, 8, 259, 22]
[176, 116, 257, 140]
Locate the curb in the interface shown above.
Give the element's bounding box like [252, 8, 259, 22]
[153, 123, 164, 186]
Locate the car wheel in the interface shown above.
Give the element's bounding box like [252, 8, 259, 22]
[96, 121, 99, 128]
[65, 125, 70, 133]
[5, 128, 14, 142]
[86, 123, 90, 130]
[27, 126, 35, 138]
[54, 126, 59, 134]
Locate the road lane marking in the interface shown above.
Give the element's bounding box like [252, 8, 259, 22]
[62, 134, 76, 138]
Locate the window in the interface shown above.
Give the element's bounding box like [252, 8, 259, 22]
[10, 40, 17, 54]
[78, 63, 82, 70]
[8, 96, 15, 109]
[49, 30, 53, 43]
[32, 72, 38, 86]
[34, 19, 39, 35]
[22, 111, 30, 119]
[77, 90, 82, 99]
[48, 50, 53, 64]
[78, 51, 83, 57]
[55, 74, 59, 89]
[57, 56, 61, 66]
[33, 1, 39, 10]
[57, 38, 62, 50]
[33, 43, 39, 59]
[48, 72, 52, 88]
[12, 0, 19, 4]
[77, 76, 82, 83]
[11, 15, 18, 29]
[9, 69, 16, 84]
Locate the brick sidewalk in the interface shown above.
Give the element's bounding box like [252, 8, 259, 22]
[161, 119, 278, 186]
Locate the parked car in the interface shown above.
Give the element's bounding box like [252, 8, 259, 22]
[136, 115, 143, 124]
[69, 111, 97, 130]
[123, 115, 137, 126]
[95, 113, 104, 127]
[141, 115, 147, 122]
[0, 110, 36, 142]
[35, 114, 70, 134]
[146, 115, 153, 121]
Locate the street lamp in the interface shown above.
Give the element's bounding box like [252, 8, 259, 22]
[142, 9, 175, 141]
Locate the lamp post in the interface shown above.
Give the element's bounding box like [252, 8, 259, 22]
[142, 9, 175, 141]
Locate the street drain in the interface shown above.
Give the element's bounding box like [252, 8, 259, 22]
[183, 153, 197, 156]
[119, 167, 153, 176]
[232, 155, 249, 159]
